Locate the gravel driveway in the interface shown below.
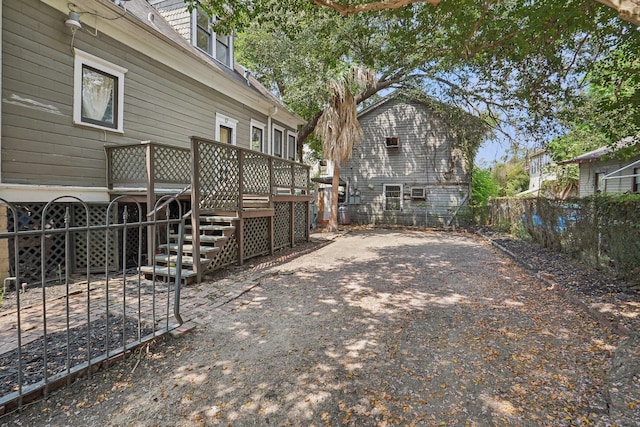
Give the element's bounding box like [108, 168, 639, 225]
[2, 229, 635, 426]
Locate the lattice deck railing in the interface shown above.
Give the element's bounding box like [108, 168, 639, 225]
[106, 142, 191, 190]
[106, 138, 311, 282]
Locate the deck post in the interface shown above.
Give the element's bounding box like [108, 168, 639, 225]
[190, 138, 202, 283]
[237, 149, 245, 266]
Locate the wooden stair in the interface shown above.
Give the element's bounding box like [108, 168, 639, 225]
[140, 214, 239, 284]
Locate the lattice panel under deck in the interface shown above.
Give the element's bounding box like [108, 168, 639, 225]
[8, 203, 67, 283]
[294, 164, 310, 189]
[294, 202, 309, 243]
[109, 145, 147, 183]
[197, 142, 240, 211]
[243, 152, 271, 194]
[154, 146, 190, 183]
[209, 233, 239, 271]
[243, 217, 270, 260]
[72, 204, 118, 273]
[273, 159, 292, 188]
[274, 202, 291, 250]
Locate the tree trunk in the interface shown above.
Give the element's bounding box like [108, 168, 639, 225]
[328, 163, 340, 232]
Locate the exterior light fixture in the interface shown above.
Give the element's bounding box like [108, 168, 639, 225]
[65, 11, 82, 32]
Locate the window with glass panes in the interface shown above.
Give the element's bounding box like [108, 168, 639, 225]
[288, 134, 296, 161]
[273, 128, 283, 157]
[384, 184, 402, 210]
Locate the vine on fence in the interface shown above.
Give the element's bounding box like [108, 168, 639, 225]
[485, 194, 640, 288]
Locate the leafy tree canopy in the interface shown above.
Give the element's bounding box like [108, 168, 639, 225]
[471, 166, 499, 207]
[188, 0, 640, 159]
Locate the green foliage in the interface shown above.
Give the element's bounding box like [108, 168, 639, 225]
[191, 0, 640, 154]
[488, 194, 640, 285]
[555, 42, 640, 161]
[491, 159, 529, 196]
[471, 166, 499, 207]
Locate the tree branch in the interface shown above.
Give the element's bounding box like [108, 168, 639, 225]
[297, 75, 403, 147]
[312, 0, 440, 16]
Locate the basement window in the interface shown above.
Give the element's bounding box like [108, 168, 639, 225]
[385, 136, 400, 148]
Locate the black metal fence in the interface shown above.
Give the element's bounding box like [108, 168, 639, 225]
[0, 195, 185, 413]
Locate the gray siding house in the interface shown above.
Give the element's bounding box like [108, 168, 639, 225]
[0, 0, 309, 283]
[1, 0, 302, 203]
[341, 94, 483, 227]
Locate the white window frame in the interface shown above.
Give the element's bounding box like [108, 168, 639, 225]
[287, 131, 297, 161]
[215, 113, 238, 145]
[73, 49, 127, 133]
[383, 184, 403, 211]
[250, 119, 266, 153]
[272, 125, 284, 158]
[191, 9, 233, 68]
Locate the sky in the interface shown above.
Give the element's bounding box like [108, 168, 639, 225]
[476, 139, 507, 166]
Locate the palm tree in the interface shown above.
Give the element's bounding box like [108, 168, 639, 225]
[316, 66, 376, 231]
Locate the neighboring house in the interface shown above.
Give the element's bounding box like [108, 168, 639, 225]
[559, 136, 640, 197]
[0, 0, 309, 282]
[517, 150, 557, 197]
[340, 93, 486, 227]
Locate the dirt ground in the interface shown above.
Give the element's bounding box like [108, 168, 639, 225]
[2, 229, 638, 426]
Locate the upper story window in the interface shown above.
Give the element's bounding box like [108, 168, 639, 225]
[73, 49, 127, 133]
[251, 120, 266, 153]
[215, 113, 237, 145]
[273, 126, 284, 158]
[287, 133, 297, 161]
[633, 167, 640, 193]
[193, 9, 233, 67]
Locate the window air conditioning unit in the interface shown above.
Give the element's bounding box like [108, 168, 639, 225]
[385, 136, 400, 148]
[411, 187, 426, 200]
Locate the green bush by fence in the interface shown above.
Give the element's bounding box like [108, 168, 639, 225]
[483, 194, 640, 287]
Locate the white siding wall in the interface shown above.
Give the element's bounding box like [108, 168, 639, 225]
[578, 158, 639, 197]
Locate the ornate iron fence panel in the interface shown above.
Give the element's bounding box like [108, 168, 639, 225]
[274, 202, 291, 250]
[294, 202, 309, 243]
[0, 196, 184, 415]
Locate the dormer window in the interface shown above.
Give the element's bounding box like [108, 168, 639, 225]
[385, 136, 400, 148]
[193, 9, 233, 67]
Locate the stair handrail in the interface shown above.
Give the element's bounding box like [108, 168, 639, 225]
[146, 184, 192, 218]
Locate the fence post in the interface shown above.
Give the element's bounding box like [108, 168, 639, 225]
[190, 138, 202, 283]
